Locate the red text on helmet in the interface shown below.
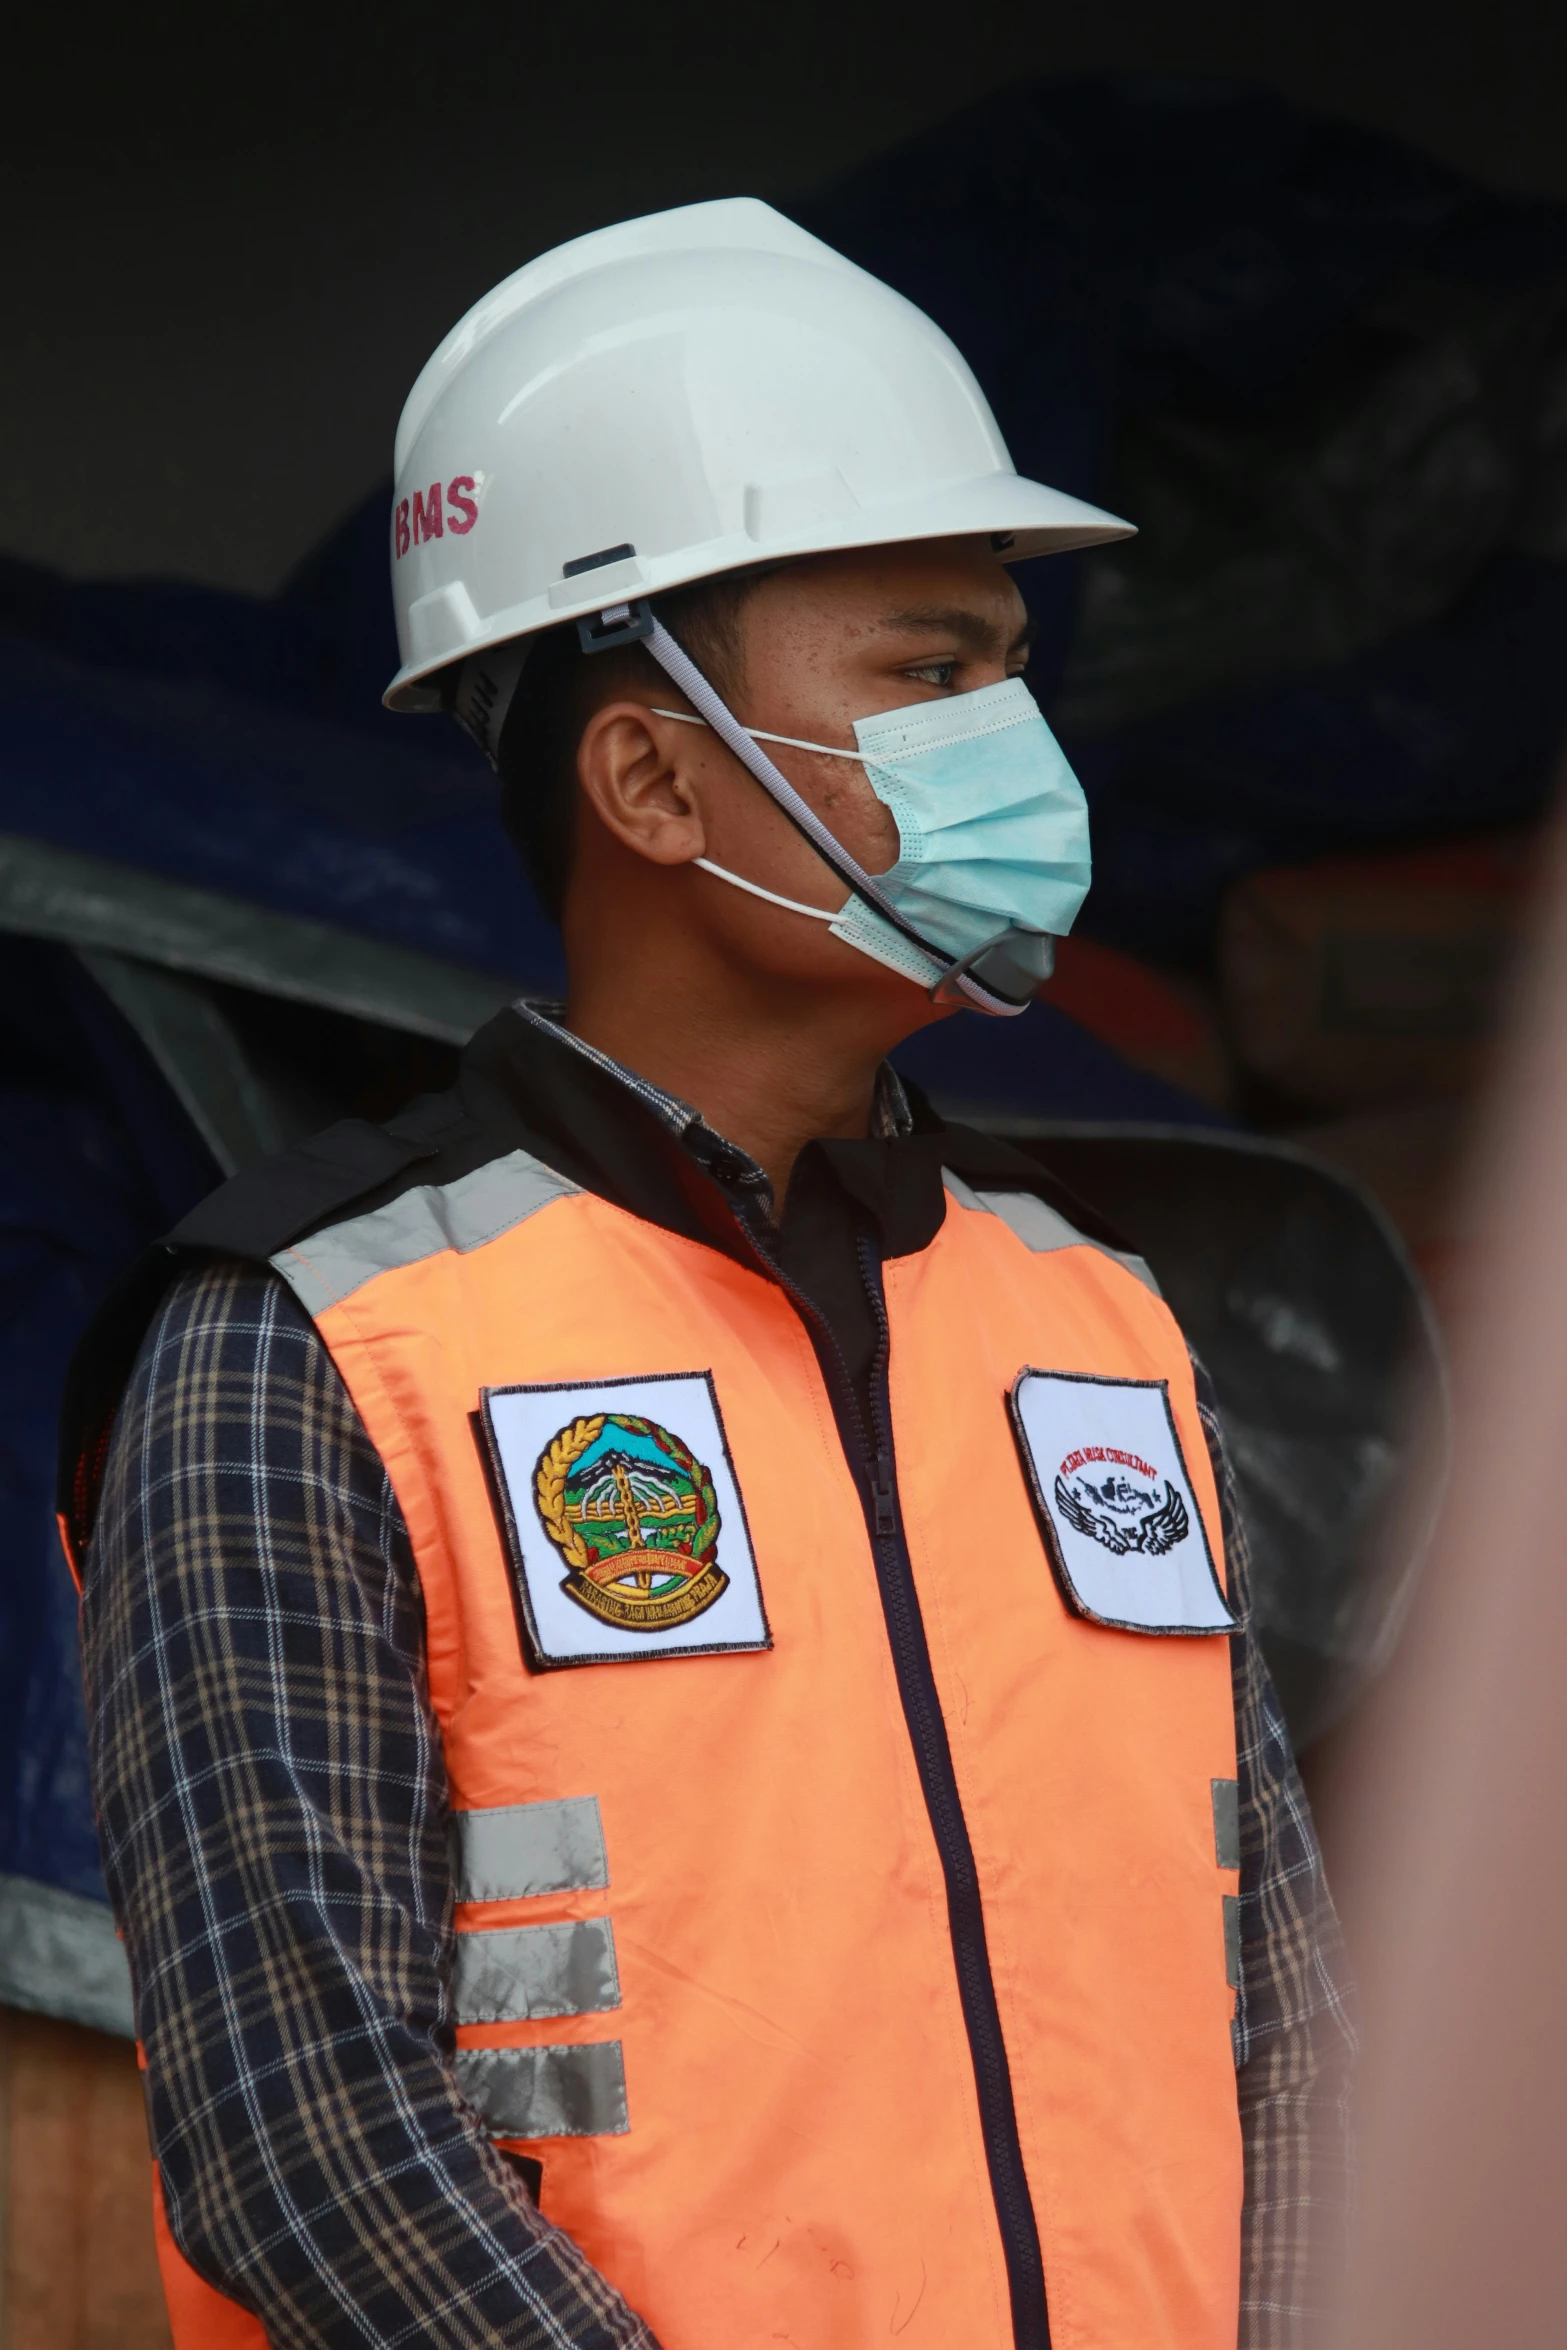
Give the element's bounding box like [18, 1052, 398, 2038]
[393, 475, 480, 559]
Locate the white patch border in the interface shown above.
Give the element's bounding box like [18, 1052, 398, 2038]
[479, 1369, 773, 1671]
[1007, 1366, 1236, 1637]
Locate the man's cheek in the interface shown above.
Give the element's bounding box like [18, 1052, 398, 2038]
[839, 783, 900, 870]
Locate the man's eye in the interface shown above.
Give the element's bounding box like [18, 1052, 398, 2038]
[903, 660, 956, 687]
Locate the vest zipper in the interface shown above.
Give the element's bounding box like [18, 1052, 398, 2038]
[727, 1198, 1051, 2350]
[849, 1232, 1051, 2350]
[870, 1450, 897, 1538]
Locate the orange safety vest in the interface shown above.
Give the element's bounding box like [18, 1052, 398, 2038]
[100, 1141, 1245, 2348]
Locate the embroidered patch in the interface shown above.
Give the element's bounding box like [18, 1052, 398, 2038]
[480, 1372, 771, 1668]
[1008, 1368, 1236, 1635]
[536, 1411, 725, 1631]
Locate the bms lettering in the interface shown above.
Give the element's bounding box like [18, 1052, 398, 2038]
[393, 474, 480, 559]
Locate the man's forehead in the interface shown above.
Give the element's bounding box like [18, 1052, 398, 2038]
[878, 600, 1033, 649]
[781, 539, 1019, 597]
[753, 542, 1029, 650]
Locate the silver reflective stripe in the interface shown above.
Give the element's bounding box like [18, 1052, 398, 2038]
[1222, 1893, 1243, 1991]
[0, 1873, 135, 2039]
[454, 1917, 621, 2023]
[273, 1148, 581, 1312]
[1212, 1777, 1241, 1869]
[454, 2042, 629, 2138]
[943, 1170, 1161, 1296]
[941, 1168, 989, 1216]
[450, 1796, 609, 1904]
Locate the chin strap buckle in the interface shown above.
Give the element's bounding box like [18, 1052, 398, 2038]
[578, 599, 654, 655]
[927, 927, 1046, 1010]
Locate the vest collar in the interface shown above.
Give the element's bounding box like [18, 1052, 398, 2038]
[455, 1000, 1117, 1272]
[459, 1002, 951, 1264]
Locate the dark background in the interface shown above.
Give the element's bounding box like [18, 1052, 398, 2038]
[6, 0, 1565, 590]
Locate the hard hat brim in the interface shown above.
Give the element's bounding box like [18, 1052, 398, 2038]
[383, 472, 1132, 713]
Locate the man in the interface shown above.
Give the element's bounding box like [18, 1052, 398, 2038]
[62, 199, 1352, 2349]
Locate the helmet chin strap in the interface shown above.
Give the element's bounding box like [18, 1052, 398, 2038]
[638, 614, 1030, 1018]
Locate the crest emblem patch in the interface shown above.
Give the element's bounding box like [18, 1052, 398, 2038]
[480, 1371, 771, 1669]
[534, 1411, 727, 1632]
[1009, 1368, 1236, 1636]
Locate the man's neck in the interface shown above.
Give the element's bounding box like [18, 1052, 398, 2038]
[563, 980, 902, 1201]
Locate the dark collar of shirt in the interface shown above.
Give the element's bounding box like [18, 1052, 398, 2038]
[509, 997, 918, 1217]
[457, 998, 943, 1260]
[441, 997, 1117, 1266]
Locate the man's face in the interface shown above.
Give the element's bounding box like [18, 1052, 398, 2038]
[722, 539, 1035, 881]
[571, 535, 1035, 1029]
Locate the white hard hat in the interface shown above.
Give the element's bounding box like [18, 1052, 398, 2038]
[384, 197, 1131, 710]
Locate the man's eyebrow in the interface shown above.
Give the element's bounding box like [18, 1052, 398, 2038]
[881, 604, 1036, 657]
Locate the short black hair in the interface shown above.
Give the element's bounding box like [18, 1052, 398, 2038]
[490, 570, 770, 922]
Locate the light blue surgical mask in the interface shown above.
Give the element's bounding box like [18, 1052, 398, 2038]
[643, 614, 1092, 1016]
[821, 678, 1091, 996]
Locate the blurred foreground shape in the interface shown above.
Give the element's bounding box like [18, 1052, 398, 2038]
[1326, 808, 1567, 2350]
[0, 2008, 170, 2349]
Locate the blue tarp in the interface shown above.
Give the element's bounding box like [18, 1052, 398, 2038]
[1, 943, 218, 1909]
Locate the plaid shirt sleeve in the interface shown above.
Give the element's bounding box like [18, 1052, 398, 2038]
[82, 1261, 661, 2350]
[1198, 1385, 1358, 2349]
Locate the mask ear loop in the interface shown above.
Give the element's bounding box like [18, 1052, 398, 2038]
[639, 614, 1031, 1018]
[691, 856, 840, 920]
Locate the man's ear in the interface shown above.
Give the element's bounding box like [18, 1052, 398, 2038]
[576, 702, 709, 869]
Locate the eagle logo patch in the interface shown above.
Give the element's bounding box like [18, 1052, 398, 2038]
[1009, 1369, 1236, 1636]
[534, 1412, 727, 1632]
[479, 1371, 771, 1669]
[1053, 1448, 1190, 1557]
